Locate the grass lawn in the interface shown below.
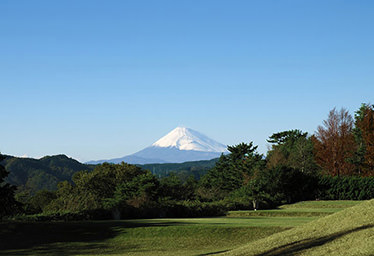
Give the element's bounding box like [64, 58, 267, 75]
[227, 200, 362, 218]
[223, 200, 373, 256]
[0, 200, 361, 256]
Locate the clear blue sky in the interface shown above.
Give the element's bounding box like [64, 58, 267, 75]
[1, 0, 373, 162]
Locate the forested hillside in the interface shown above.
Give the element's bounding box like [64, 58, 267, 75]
[140, 158, 218, 180]
[1, 155, 217, 192]
[1, 155, 94, 192]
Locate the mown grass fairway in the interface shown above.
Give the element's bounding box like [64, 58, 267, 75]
[0, 219, 287, 256]
[0, 201, 361, 256]
[223, 200, 374, 256]
[227, 200, 362, 218]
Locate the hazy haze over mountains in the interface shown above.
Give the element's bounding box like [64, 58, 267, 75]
[87, 127, 228, 164]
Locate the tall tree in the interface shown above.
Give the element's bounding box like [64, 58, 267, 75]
[0, 154, 19, 218]
[349, 104, 369, 174]
[267, 130, 319, 174]
[199, 142, 265, 200]
[312, 108, 356, 176]
[354, 104, 374, 176]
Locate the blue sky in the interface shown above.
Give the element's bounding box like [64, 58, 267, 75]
[1, 0, 373, 162]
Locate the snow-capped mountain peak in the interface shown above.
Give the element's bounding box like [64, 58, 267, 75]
[152, 126, 227, 152]
[87, 126, 228, 164]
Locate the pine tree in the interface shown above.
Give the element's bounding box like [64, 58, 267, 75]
[199, 142, 265, 200]
[266, 130, 318, 174]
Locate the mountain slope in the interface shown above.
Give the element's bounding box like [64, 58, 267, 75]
[2, 155, 94, 192]
[152, 127, 227, 152]
[88, 127, 227, 164]
[132, 146, 224, 163]
[141, 158, 219, 179]
[87, 154, 167, 165]
[1, 154, 217, 192]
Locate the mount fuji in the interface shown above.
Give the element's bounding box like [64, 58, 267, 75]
[87, 127, 228, 164]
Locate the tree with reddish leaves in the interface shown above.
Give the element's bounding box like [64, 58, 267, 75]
[312, 108, 356, 176]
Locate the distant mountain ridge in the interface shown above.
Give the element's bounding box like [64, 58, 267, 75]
[1, 154, 219, 192]
[142, 158, 218, 180]
[1, 154, 94, 192]
[87, 127, 227, 164]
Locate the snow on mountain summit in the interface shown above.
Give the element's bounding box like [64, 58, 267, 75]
[87, 127, 228, 164]
[152, 127, 227, 152]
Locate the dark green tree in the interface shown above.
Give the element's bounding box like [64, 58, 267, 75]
[15, 189, 57, 214]
[102, 171, 159, 219]
[267, 130, 307, 145]
[46, 162, 158, 216]
[158, 173, 197, 201]
[29, 190, 57, 213]
[350, 103, 374, 176]
[0, 154, 19, 218]
[349, 104, 369, 174]
[228, 171, 271, 210]
[262, 165, 318, 204]
[199, 142, 265, 200]
[267, 130, 319, 174]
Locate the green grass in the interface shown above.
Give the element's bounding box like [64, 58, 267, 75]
[227, 200, 361, 218]
[0, 218, 288, 256]
[278, 200, 362, 209]
[222, 200, 374, 256]
[0, 200, 362, 256]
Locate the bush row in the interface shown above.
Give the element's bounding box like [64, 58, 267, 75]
[111, 200, 228, 219]
[8, 209, 111, 222]
[8, 200, 227, 221]
[318, 176, 374, 200]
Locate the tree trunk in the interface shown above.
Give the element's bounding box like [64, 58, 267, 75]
[112, 208, 121, 220]
[252, 199, 258, 211]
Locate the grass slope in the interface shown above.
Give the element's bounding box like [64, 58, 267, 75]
[0, 201, 360, 256]
[0, 219, 287, 256]
[222, 200, 374, 256]
[227, 200, 362, 218]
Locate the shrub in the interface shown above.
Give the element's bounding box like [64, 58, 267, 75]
[318, 176, 374, 200]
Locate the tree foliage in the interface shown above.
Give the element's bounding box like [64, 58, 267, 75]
[349, 104, 369, 175]
[318, 175, 374, 200]
[158, 173, 197, 201]
[199, 142, 265, 200]
[312, 108, 356, 176]
[353, 104, 374, 176]
[267, 130, 319, 174]
[45, 162, 150, 213]
[0, 154, 19, 218]
[264, 166, 318, 204]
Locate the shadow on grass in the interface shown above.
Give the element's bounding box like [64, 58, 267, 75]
[198, 249, 230, 255]
[256, 224, 374, 256]
[120, 220, 197, 228]
[0, 220, 193, 255]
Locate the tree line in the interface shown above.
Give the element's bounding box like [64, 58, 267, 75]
[1, 103, 374, 220]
